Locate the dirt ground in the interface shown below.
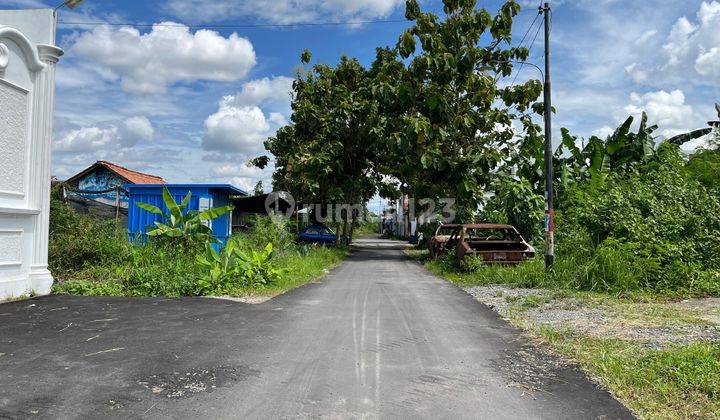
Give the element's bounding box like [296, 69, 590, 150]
[464, 285, 720, 349]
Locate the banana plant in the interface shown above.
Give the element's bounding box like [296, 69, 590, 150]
[137, 187, 233, 245]
[196, 239, 282, 294]
[554, 112, 712, 190]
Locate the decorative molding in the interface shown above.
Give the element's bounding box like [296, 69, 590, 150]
[0, 26, 46, 72]
[0, 229, 22, 267]
[0, 190, 25, 198]
[0, 15, 59, 300]
[0, 206, 40, 215]
[0, 43, 8, 76]
[0, 79, 29, 197]
[0, 76, 30, 93]
[37, 44, 63, 64]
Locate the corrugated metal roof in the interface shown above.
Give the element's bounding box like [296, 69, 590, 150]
[126, 183, 248, 196]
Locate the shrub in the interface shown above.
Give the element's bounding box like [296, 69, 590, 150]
[195, 240, 282, 295]
[52, 279, 124, 296]
[48, 193, 132, 280]
[483, 178, 544, 241]
[119, 244, 203, 296]
[685, 148, 720, 195]
[555, 148, 720, 295]
[48, 199, 332, 297]
[235, 214, 298, 257]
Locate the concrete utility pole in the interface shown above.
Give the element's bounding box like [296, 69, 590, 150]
[542, 2, 554, 270]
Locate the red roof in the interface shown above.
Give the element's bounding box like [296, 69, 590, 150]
[66, 161, 166, 185]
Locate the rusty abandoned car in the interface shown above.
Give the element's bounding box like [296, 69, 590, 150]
[428, 223, 535, 264]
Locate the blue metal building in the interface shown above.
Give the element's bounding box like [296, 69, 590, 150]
[126, 184, 248, 246]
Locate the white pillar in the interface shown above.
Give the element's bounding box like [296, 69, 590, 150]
[27, 44, 62, 294]
[0, 9, 62, 299]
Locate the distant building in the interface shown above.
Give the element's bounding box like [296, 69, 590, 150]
[62, 161, 166, 219]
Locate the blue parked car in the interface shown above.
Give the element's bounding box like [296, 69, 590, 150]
[299, 225, 346, 245]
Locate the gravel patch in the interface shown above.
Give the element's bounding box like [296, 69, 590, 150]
[464, 285, 547, 318]
[464, 285, 720, 348]
[204, 295, 272, 304]
[137, 365, 260, 399]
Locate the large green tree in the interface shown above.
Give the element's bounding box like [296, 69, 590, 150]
[258, 0, 545, 228]
[256, 53, 381, 237]
[371, 0, 543, 219]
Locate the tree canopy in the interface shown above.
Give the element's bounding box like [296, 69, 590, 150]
[256, 0, 543, 223]
[254, 0, 715, 239]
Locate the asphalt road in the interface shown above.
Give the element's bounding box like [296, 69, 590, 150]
[0, 237, 632, 419]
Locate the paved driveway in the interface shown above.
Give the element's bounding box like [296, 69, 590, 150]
[0, 237, 632, 419]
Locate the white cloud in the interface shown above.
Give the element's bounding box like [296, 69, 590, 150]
[54, 117, 154, 152]
[232, 76, 294, 108]
[268, 113, 287, 127]
[625, 63, 648, 83]
[635, 29, 658, 46]
[211, 164, 262, 178]
[54, 126, 119, 152]
[119, 116, 154, 148]
[71, 22, 256, 93]
[202, 76, 293, 154]
[229, 177, 258, 193]
[696, 47, 720, 78]
[650, 1, 720, 82]
[591, 126, 614, 139]
[164, 0, 403, 24]
[623, 90, 702, 137]
[210, 163, 272, 193]
[202, 97, 274, 153]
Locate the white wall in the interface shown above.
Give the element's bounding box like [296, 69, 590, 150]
[0, 9, 62, 299]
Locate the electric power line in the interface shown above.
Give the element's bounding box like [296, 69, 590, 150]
[57, 19, 408, 29]
[58, 4, 544, 31]
[514, 11, 541, 53]
[511, 11, 544, 85]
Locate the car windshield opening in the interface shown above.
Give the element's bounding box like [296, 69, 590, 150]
[466, 228, 519, 241]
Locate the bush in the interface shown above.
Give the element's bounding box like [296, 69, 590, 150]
[52, 279, 124, 296]
[49, 199, 344, 297]
[452, 145, 720, 297]
[119, 244, 203, 296]
[483, 178, 544, 241]
[235, 214, 298, 256]
[685, 148, 720, 195]
[555, 148, 720, 295]
[195, 240, 282, 295]
[49, 194, 132, 280]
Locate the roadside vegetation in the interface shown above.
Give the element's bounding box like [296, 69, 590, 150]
[406, 118, 720, 418]
[44, 0, 718, 415]
[246, 0, 720, 412]
[49, 189, 346, 298]
[425, 120, 720, 297]
[409, 117, 720, 417]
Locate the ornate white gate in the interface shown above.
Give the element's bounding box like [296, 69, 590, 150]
[0, 9, 62, 299]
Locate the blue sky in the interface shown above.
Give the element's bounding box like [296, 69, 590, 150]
[3, 0, 719, 194]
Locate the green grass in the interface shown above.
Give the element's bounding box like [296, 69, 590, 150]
[534, 329, 720, 419]
[353, 220, 380, 236]
[416, 246, 720, 299]
[50, 200, 348, 299]
[416, 247, 720, 418]
[218, 246, 347, 297]
[52, 241, 347, 298]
